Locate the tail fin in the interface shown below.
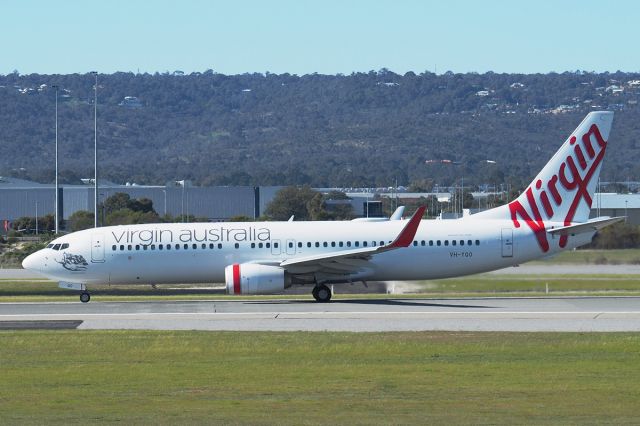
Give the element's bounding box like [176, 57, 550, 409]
[477, 111, 614, 251]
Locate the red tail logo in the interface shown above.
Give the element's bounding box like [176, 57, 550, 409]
[508, 124, 607, 252]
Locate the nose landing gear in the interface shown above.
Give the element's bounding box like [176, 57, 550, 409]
[58, 282, 92, 303]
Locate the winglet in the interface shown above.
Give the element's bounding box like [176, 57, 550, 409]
[390, 206, 405, 221]
[389, 206, 425, 248]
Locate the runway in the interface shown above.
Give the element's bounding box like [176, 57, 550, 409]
[1, 297, 640, 332]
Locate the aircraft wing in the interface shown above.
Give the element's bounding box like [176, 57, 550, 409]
[547, 216, 625, 236]
[279, 207, 425, 278]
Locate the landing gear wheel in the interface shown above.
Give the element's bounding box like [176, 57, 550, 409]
[80, 291, 91, 303]
[312, 284, 332, 303]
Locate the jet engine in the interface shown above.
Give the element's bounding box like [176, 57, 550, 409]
[225, 263, 291, 295]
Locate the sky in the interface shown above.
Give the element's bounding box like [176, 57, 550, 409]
[2, 0, 639, 76]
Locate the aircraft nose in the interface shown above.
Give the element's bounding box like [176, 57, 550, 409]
[22, 251, 41, 271]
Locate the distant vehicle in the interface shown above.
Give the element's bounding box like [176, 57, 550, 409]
[23, 112, 621, 303]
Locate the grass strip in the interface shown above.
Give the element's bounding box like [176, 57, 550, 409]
[0, 331, 639, 424]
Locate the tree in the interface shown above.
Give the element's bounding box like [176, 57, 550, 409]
[103, 192, 132, 214]
[264, 186, 319, 220]
[11, 215, 55, 234]
[68, 211, 94, 232]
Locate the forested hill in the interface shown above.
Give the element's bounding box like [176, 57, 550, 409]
[2, 70, 640, 189]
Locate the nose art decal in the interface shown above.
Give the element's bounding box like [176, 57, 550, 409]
[56, 253, 89, 271]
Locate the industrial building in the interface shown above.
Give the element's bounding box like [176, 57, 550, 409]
[2, 176, 640, 233]
[0, 177, 280, 228]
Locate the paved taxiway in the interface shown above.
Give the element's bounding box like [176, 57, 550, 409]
[1, 297, 640, 332]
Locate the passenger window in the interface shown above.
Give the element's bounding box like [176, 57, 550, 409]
[315, 242, 320, 248]
[192, 244, 197, 250]
[380, 241, 384, 246]
[120, 245, 125, 251]
[201, 243, 206, 249]
[372, 241, 376, 247]
[159, 244, 163, 250]
[444, 240, 449, 246]
[298, 242, 302, 248]
[266, 242, 271, 248]
[413, 241, 418, 247]
[289, 242, 293, 248]
[112, 245, 116, 251]
[209, 243, 214, 249]
[429, 240, 434, 246]
[437, 240, 441, 246]
[307, 242, 312, 248]
[259, 243, 263, 249]
[218, 243, 222, 249]
[128, 245, 132, 250]
[166, 244, 171, 250]
[452, 240, 456, 246]
[274, 242, 279, 248]
[331, 242, 336, 247]
[421, 241, 425, 246]
[355, 241, 359, 247]
[251, 243, 256, 249]
[475, 240, 480, 246]
[363, 241, 368, 247]
[468, 240, 473, 246]
[151, 245, 156, 250]
[136, 245, 140, 250]
[323, 242, 328, 247]
[234, 243, 239, 249]
[347, 241, 351, 247]
[175, 244, 180, 250]
[143, 245, 148, 251]
[339, 242, 344, 247]
[460, 240, 464, 246]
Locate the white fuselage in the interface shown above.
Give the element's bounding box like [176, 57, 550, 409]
[24, 216, 593, 286]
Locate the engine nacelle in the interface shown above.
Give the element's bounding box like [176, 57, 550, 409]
[225, 263, 289, 295]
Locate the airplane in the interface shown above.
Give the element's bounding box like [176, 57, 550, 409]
[22, 111, 622, 303]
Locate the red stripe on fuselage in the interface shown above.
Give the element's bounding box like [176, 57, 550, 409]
[233, 264, 241, 295]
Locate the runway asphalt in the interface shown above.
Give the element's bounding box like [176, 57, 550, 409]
[1, 297, 640, 332]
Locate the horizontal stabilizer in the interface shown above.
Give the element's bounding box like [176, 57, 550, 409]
[547, 216, 625, 236]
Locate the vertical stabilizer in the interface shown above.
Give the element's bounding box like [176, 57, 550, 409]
[476, 111, 614, 252]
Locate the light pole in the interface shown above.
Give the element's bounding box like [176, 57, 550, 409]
[52, 85, 59, 234]
[162, 189, 167, 216]
[91, 71, 98, 227]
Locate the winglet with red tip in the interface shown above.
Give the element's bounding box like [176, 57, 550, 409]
[388, 206, 425, 248]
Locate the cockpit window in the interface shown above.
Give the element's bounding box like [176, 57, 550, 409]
[60, 243, 69, 250]
[52, 244, 61, 250]
[47, 244, 54, 248]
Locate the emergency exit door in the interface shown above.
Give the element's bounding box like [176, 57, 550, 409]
[501, 229, 513, 257]
[91, 234, 105, 263]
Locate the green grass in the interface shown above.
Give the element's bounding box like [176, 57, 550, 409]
[414, 274, 640, 293]
[4, 273, 640, 303]
[533, 248, 640, 264]
[0, 331, 639, 424]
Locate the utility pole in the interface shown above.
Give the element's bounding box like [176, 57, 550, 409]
[52, 85, 59, 234]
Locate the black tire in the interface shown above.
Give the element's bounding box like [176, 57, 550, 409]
[313, 284, 332, 303]
[80, 292, 91, 303]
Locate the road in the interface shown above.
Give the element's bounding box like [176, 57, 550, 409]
[1, 297, 639, 332]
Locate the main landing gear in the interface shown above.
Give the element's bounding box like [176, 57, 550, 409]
[80, 291, 91, 303]
[312, 284, 332, 303]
